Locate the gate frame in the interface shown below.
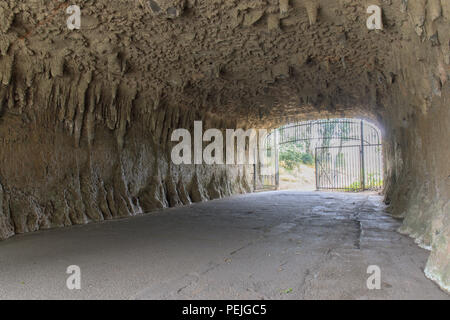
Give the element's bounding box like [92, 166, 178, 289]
[256, 119, 383, 192]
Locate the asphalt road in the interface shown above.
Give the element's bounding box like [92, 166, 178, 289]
[0, 191, 448, 299]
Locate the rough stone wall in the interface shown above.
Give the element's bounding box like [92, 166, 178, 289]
[0, 78, 253, 239]
[381, 0, 450, 292]
[0, 0, 448, 292]
[383, 91, 450, 293]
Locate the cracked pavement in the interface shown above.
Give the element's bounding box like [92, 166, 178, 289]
[0, 191, 448, 299]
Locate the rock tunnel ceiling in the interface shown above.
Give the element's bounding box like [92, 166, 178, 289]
[1, 0, 438, 124]
[0, 1, 449, 292]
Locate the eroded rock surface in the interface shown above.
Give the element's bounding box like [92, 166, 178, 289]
[0, 0, 448, 292]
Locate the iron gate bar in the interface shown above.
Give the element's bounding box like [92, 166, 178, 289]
[360, 120, 365, 190]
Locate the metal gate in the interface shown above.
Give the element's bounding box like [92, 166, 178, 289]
[256, 119, 383, 192]
[314, 120, 383, 191]
[315, 144, 383, 191]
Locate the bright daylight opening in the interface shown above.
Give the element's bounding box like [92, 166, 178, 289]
[257, 119, 383, 192]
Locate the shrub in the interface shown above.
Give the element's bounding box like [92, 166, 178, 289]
[300, 153, 314, 165]
[279, 143, 314, 170]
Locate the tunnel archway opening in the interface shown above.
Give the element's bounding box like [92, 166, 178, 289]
[256, 118, 384, 193]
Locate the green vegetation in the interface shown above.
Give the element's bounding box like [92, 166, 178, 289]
[300, 153, 314, 166]
[347, 174, 384, 192]
[366, 173, 384, 189]
[279, 143, 314, 170]
[347, 181, 362, 192]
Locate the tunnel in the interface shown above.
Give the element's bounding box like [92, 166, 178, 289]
[0, 0, 449, 299]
